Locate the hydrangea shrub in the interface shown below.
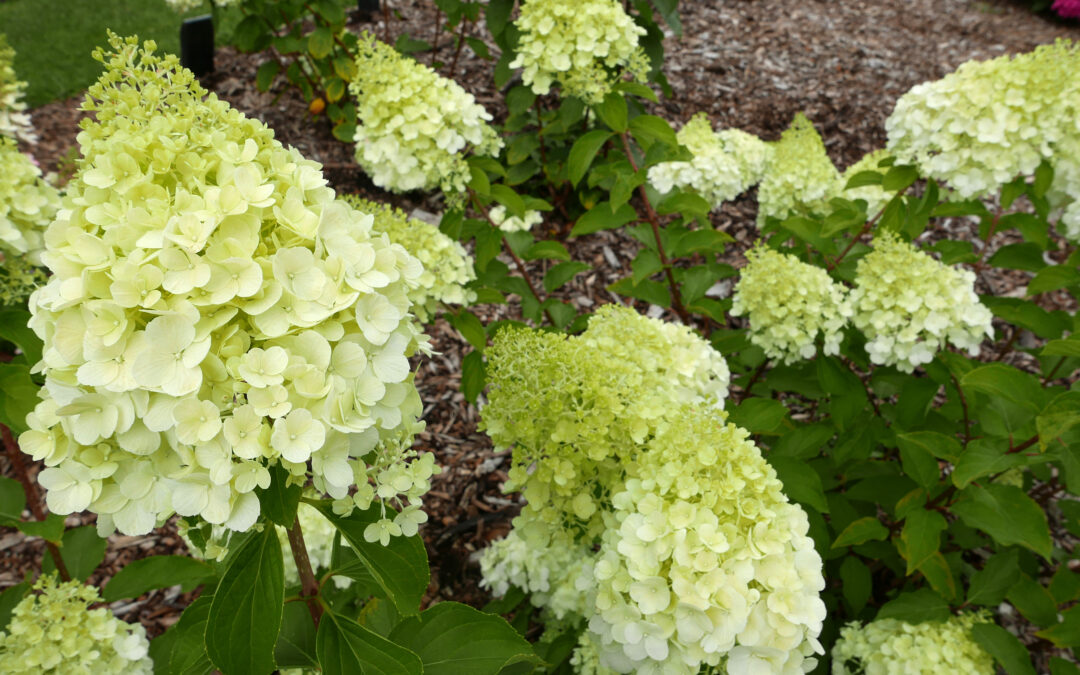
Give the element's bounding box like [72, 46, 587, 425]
[0, 34, 35, 144]
[831, 613, 995, 674]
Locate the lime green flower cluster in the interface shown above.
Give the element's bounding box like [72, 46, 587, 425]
[350, 32, 502, 197]
[0, 138, 58, 305]
[489, 204, 544, 233]
[850, 233, 992, 372]
[480, 305, 826, 674]
[840, 149, 893, 217]
[19, 35, 432, 539]
[0, 575, 152, 674]
[832, 612, 995, 675]
[648, 114, 772, 211]
[757, 114, 841, 226]
[731, 247, 852, 364]
[509, 0, 649, 104]
[0, 34, 34, 143]
[345, 197, 476, 322]
[886, 40, 1080, 202]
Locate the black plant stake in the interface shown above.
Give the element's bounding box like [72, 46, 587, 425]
[180, 14, 215, 76]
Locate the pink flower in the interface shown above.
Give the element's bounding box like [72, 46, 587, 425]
[1053, 0, 1080, 18]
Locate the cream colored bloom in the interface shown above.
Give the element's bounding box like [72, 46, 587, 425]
[832, 613, 995, 675]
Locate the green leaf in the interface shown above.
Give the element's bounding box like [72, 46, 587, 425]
[523, 241, 570, 262]
[769, 457, 829, 513]
[104, 556, 215, 602]
[896, 431, 962, 464]
[308, 27, 334, 58]
[1043, 335, 1080, 357]
[255, 60, 281, 92]
[961, 364, 1043, 413]
[450, 310, 487, 352]
[831, 517, 889, 548]
[0, 582, 28, 631]
[951, 484, 1052, 559]
[628, 115, 677, 149]
[567, 130, 613, 185]
[388, 602, 538, 674]
[845, 170, 884, 189]
[966, 548, 1021, 607]
[876, 588, 950, 623]
[543, 261, 590, 293]
[0, 475, 25, 524]
[839, 556, 871, 613]
[275, 602, 318, 670]
[594, 92, 628, 132]
[571, 202, 637, 237]
[152, 595, 214, 675]
[461, 351, 486, 405]
[42, 526, 105, 581]
[898, 438, 939, 490]
[16, 513, 65, 543]
[1052, 658, 1080, 675]
[1038, 605, 1080, 648]
[205, 527, 285, 675]
[729, 398, 788, 434]
[1029, 266, 1080, 295]
[881, 164, 918, 192]
[614, 81, 659, 103]
[1007, 574, 1059, 627]
[952, 439, 1027, 489]
[395, 34, 432, 54]
[988, 243, 1047, 272]
[0, 310, 41, 365]
[656, 191, 711, 217]
[973, 623, 1036, 675]
[317, 610, 423, 675]
[1038, 391, 1080, 451]
[313, 502, 429, 616]
[257, 463, 302, 528]
[632, 249, 663, 286]
[900, 509, 945, 574]
[608, 277, 670, 308]
[485, 0, 514, 37]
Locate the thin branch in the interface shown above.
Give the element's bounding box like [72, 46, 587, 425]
[1, 424, 70, 581]
[285, 517, 323, 627]
[447, 17, 469, 79]
[950, 373, 971, 449]
[617, 132, 691, 324]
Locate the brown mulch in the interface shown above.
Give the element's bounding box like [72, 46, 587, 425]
[5, 0, 1078, 643]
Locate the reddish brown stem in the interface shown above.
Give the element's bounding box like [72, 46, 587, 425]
[448, 18, 469, 78]
[950, 373, 971, 449]
[1, 424, 71, 581]
[618, 132, 691, 325]
[430, 6, 443, 65]
[285, 517, 323, 627]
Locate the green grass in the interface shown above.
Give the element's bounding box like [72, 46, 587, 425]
[0, 0, 239, 107]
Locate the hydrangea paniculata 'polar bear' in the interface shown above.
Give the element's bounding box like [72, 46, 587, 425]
[19, 34, 436, 541]
[479, 305, 825, 674]
[350, 32, 502, 197]
[345, 196, 477, 322]
[0, 574, 152, 674]
[0, 34, 35, 144]
[849, 232, 992, 372]
[886, 40, 1080, 201]
[731, 246, 852, 364]
[831, 612, 995, 675]
[509, 0, 649, 104]
[648, 113, 772, 211]
[757, 113, 841, 226]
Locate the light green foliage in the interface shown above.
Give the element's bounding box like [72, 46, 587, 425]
[19, 34, 433, 541]
[757, 113, 842, 226]
[886, 39, 1080, 210]
[849, 232, 992, 372]
[345, 196, 477, 322]
[0, 574, 152, 673]
[509, 0, 649, 104]
[841, 148, 893, 216]
[731, 246, 851, 364]
[648, 113, 772, 211]
[480, 305, 826, 674]
[832, 612, 995, 675]
[350, 32, 502, 196]
[0, 34, 33, 143]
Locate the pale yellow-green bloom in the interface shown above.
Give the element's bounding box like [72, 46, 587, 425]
[731, 246, 851, 364]
[0, 575, 152, 674]
[350, 32, 502, 197]
[757, 113, 842, 227]
[345, 197, 476, 322]
[649, 113, 772, 211]
[0, 34, 34, 143]
[509, 0, 649, 104]
[849, 232, 992, 372]
[832, 612, 995, 675]
[0, 137, 57, 304]
[21, 34, 434, 541]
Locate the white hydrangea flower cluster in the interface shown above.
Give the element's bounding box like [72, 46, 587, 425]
[840, 149, 893, 217]
[0, 137, 57, 305]
[350, 32, 502, 197]
[850, 232, 993, 372]
[886, 40, 1080, 201]
[1049, 132, 1080, 241]
[648, 113, 772, 211]
[0, 34, 35, 144]
[489, 204, 543, 233]
[18, 35, 433, 539]
[757, 113, 842, 227]
[831, 612, 995, 675]
[0, 575, 152, 674]
[345, 196, 476, 322]
[731, 247, 852, 364]
[480, 305, 825, 675]
[509, 0, 649, 104]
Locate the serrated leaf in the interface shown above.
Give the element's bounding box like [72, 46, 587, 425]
[543, 261, 590, 293]
[951, 484, 1052, 559]
[461, 351, 486, 405]
[1007, 574, 1059, 627]
[967, 548, 1020, 607]
[595, 92, 628, 132]
[275, 601, 317, 669]
[845, 170, 884, 189]
[973, 623, 1036, 675]
[628, 115, 677, 149]
[608, 277, 670, 308]
[257, 463, 302, 528]
[570, 202, 637, 237]
[882, 164, 918, 192]
[450, 310, 487, 352]
[152, 595, 214, 675]
[901, 509, 945, 574]
[729, 398, 788, 434]
[769, 457, 829, 514]
[317, 610, 423, 675]
[877, 588, 950, 623]
[205, 527, 284, 675]
[567, 130, 613, 185]
[104, 556, 215, 602]
[523, 241, 570, 262]
[896, 430, 962, 464]
[1038, 605, 1080, 648]
[631, 249, 664, 285]
[16, 512, 65, 543]
[831, 517, 889, 548]
[898, 438, 939, 489]
[952, 439, 1028, 489]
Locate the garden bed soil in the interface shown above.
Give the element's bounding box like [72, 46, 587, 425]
[4, 0, 1077, 643]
